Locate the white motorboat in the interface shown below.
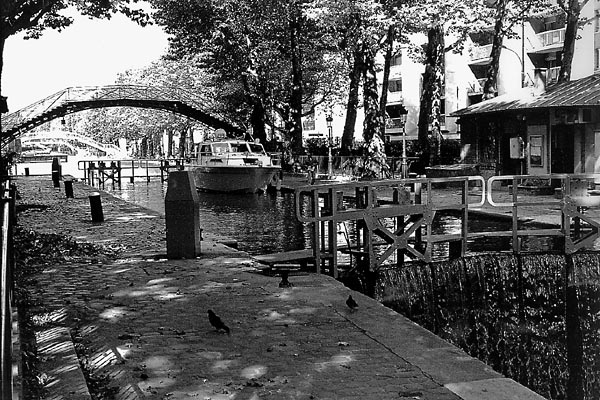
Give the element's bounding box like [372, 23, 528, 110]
[190, 139, 281, 193]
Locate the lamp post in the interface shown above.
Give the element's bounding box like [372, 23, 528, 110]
[400, 111, 408, 179]
[326, 115, 333, 178]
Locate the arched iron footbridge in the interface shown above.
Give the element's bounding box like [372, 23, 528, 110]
[0, 85, 244, 147]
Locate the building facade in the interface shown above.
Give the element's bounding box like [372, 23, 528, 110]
[453, 0, 600, 179]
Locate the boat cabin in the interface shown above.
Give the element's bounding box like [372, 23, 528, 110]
[195, 140, 274, 167]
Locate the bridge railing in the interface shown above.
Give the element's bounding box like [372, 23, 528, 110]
[294, 174, 600, 275]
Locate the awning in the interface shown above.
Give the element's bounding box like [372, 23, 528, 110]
[451, 74, 600, 117]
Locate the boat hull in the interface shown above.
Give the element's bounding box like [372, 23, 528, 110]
[190, 165, 281, 193]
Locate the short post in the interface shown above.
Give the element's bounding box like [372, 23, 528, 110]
[165, 171, 202, 258]
[64, 180, 74, 198]
[51, 157, 61, 188]
[88, 192, 104, 222]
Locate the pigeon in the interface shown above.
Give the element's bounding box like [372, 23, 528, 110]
[346, 295, 358, 311]
[207, 309, 230, 334]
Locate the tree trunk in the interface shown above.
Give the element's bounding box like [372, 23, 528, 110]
[167, 129, 174, 158]
[289, 3, 304, 154]
[362, 45, 381, 143]
[341, 48, 362, 155]
[360, 43, 388, 179]
[379, 25, 395, 127]
[178, 126, 187, 158]
[559, 0, 580, 83]
[418, 24, 445, 167]
[483, 0, 508, 100]
[250, 99, 267, 144]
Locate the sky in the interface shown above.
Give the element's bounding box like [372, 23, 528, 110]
[2, 7, 169, 111]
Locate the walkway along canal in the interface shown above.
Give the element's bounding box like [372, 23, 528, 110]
[7, 176, 548, 400]
[285, 173, 600, 400]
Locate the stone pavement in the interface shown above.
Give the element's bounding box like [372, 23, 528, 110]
[15, 176, 546, 400]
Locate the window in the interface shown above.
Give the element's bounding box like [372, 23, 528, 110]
[596, 10, 600, 33]
[389, 79, 403, 92]
[390, 51, 402, 66]
[530, 135, 544, 167]
[200, 145, 212, 155]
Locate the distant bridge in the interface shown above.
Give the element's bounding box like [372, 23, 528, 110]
[0, 85, 244, 147]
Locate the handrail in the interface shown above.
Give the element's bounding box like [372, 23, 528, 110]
[1, 183, 15, 399]
[487, 173, 600, 207]
[293, 173, 600, 271]
[295, 175, 485, 224]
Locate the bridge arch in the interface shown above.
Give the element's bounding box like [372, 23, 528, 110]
[0, 85, 245, 147]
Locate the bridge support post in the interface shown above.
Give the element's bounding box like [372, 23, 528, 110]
[165, 171, 202, 259]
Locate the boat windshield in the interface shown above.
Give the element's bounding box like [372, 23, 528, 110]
[248, 143, 266, 155]
[212, 143, 230, 154]
[229, 142, 249, 153]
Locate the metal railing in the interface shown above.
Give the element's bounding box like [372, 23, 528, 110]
[1, 182, 16, 399]
[537, 27, 565, 48]
[294, 174, 600, 275]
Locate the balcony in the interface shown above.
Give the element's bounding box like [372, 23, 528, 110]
[532, 28, 565, 54]
[538, 28, 565, 47]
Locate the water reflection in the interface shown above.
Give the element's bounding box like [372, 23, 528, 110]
[107, 181, 308, 255]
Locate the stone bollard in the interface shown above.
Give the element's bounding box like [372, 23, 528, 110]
[165, 171, 202, 258]
[88, 192, 104, 222]
[64, 180, 74, 198]
[51, 157, 61, 188]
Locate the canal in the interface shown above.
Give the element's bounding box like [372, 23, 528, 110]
[105, 180, 561, 258]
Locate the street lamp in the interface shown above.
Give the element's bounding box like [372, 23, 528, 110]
[399, 110, 408, 179]
[326, 115, 333, 178]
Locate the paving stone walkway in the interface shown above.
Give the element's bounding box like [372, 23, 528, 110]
[15, 176, 546, 400]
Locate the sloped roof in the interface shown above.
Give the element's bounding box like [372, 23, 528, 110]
[451, 74, 600, 117]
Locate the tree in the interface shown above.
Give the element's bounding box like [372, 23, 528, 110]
[480, 0, 549, 100]
[557, 0, 590, 82]
[75, 57, 214, 157]
[150, 0, 344, 154]
[409, 0, 487, 167]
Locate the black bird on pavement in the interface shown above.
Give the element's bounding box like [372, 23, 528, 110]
[207, 309, 230, 334]
[346, 295, 358, 311]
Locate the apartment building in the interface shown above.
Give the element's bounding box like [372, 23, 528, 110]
[453, 0, 600, 177]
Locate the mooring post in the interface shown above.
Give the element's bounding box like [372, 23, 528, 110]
[87, 162, 95, 185]
[165, 171, 202, 258]
[51, 157, 61, 188]
[88, 192, 104, 223]
[130, 160, 135, 183]
[117, 161, 122, 188]
[64, 180, 74, 199]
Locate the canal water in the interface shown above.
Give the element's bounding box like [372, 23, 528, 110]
[105, 181, 310, 255]
[105, 180, 558, 258]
